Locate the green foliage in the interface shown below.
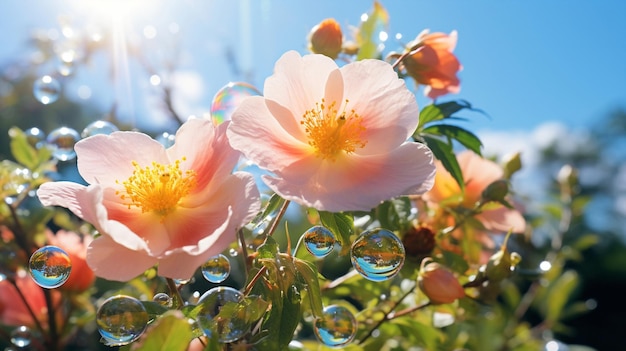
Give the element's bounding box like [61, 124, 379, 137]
[130, 311, 192, 351]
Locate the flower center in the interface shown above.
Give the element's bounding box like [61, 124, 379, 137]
[301, 99, 367, 161]
[116, 157, 196, 218]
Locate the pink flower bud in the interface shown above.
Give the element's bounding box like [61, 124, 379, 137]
[418, 259, 465, 305]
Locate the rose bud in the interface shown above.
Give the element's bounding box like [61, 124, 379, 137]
[308, 18, 343, 59]
[418, 258, 465, 305]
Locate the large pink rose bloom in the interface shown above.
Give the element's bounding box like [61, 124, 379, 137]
[227, 51, 436, 212]
[37, 119, 260, 281]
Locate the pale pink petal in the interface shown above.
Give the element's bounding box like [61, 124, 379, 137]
[340, 59, 419, 153]
[477, 206, 526, 233]
[457, 151, 503, 202]
[76, 132, 168, 186]
[264, 142, 435, 212]
[87, 235, 158, 281]
[228, 97, 310, 172]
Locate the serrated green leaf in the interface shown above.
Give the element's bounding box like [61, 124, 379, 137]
[422, 124, 483, 155]
[356, 1, 388, 60]
[423, 135, 464, 192]
[130, 311, 192, 351]
[9, 127, 39, 169]
[318, 211, 354, 255]
[294, 259, 324, 317]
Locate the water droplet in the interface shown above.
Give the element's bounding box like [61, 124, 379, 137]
[303, 226, 335, 258]
[313, 305, 357, 347]
[156, 132, 175, 148]
[539, 260, 552, 272]
[10, 326, 32, 348]
[210, 82, 262, 124]
[201, 254, 231, 283]
[229, 248, 238, 257]
[57, 60, 74, 76]
[24, 127, 46, 148]
[81, 120, 119, 138]
[152, 293, 172, 307]
[350, 228, 405, 282]
[544, 340, 570, 351]
[196, 286, 247, 343]
[33, 75, 61, 104]
[96, 295, 149, 346]
[28, 245, 72, 289]
[47, 127, 80, 161]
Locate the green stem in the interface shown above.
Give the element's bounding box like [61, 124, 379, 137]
[165, 278, 185, 309]
[43, 288, 59, 351]
[266, 200, 290, 237]
[238, 228, 250, 282]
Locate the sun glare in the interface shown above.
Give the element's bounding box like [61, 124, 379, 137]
[71, 0, 148, 21]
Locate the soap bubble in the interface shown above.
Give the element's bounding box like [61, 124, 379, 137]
[210, 82, 262, 124]
[28, 245, 72, 289]
[24, 127, 46, 148]
[10, 326, 32, 348]
[303, 226, 335, 258]
[350, 228, 405, 282]
[201, 254, 231, 283]
[152, 292, 172, 307]
[313, 305, 357, 347]
[196, 286, 247, 343]
[47, 127, 80, 161]
[81, 120, 119, 138]
[96, 295, 149, 346]
[33, 75, 61, 105]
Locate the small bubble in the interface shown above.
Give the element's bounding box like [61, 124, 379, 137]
[28, 246, 72, 289]
[10, 326, 32, 348]
[57, 61, 74, 76]
[544, 340, 570, 351]
[25, 127, 46, 148]
[149, 74, 161, 86]
[152, 293, 172, 307]
[156, 132, 175, 148]
[210, 82, 262, 124]
[313, 305, 357, 347]
[539, 260, 552, 272]
[96, 295, 149, 346]
[229, 248, 238, 257]
[303, 226, 335, 258]
[47, 127, 80, 161]
[196, 286, 247, 343]
[81, 120, 119, 138]
[350, 228, 405, 282]
[33, 75, 61, 104]
[201, 254, 231, 283]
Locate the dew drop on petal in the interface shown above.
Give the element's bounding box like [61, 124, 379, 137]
[196, 286, 248, 343]
[47, 127, 80, 161]
[313, 305, 357, 347]
[350, 228, 405, 282]
[81, 120, 119, 138]
[152, 292, 172, 307]
[303, 226, 335, 258]
[33, 75, 61, 105]
[10, 326, 32, 348]
[24, 127, 46, 148]
[28, 245, 71, 289]
[156, 132, 176, 148]
[201, 254, 231, 283]
[96, 295, 149, 346]
[210, 82, 262, 124]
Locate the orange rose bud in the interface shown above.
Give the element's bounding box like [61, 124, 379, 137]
[308, 18, 343, 59]
[418, 259, 465, 305]
[403, 226, 436, 258]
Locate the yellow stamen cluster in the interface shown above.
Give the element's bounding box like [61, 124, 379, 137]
[116, 157, 196, 218]
[301, 99, 367, 161]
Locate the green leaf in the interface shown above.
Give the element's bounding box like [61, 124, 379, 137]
[417, 100, 475, 130]
[257, 235, 280, 259]
[545, 270, 579, 323]
[375, 197, 412, 232]
[422, 124, 483, 155]
[318, 211, 354, 255]
[294, 259, 324, 317]
[254, 193, 285, 225]
[422, 135, 464, 192]
[130, 311, 192, 351]
[9, 127, 39, 169]
[356, 1, 389, 60]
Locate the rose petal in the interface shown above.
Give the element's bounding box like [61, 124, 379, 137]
[87, 235, 158, 281]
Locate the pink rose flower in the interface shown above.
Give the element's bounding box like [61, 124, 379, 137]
[227, 51, 436, 212]
[403, 30, 462, 99]
[37, 119, 261, 281]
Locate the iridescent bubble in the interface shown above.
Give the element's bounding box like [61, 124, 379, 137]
[96, 295, 149, 346]
[81, 120, 119, 138]
[28, 245, 71, 289]
[152, 293, 172, 307]
[210, 82, 262, 124]
[196, 286, 247, 343]
[33, 75, 61, 105]
[10, 326, 32, 348]
[156, 132, 175, 148]
[313, 305, 357, 347]
[24, 127, 46, 148]
[350, 228, 405, 282]
[47, 127, 80, 161]
[303, 226, 335, 258]
[201, 254, 231, 283]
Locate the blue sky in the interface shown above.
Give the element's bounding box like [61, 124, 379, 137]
[1, 0, 625, 135]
